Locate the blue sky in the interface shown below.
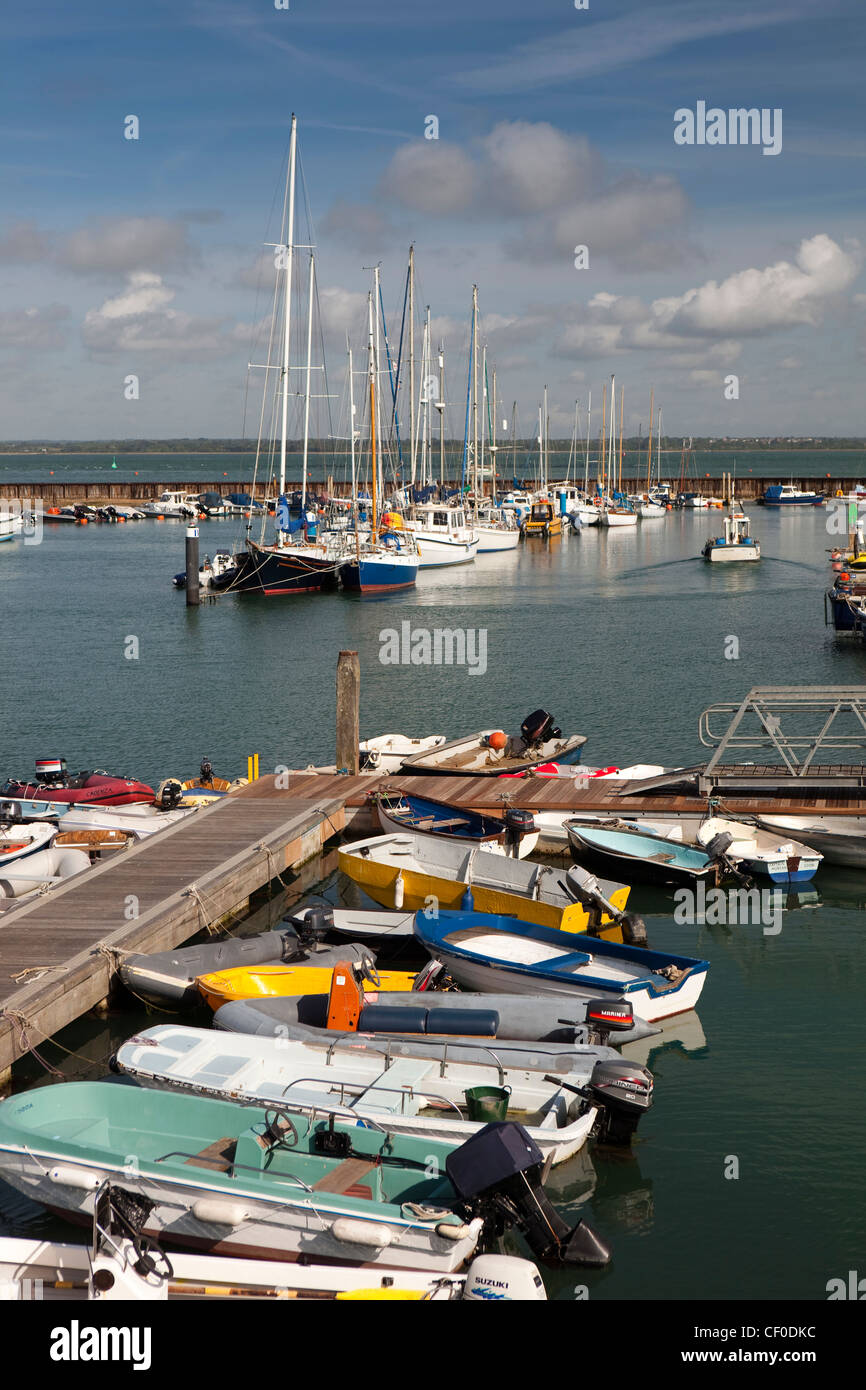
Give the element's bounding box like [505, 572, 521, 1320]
[0, 0, 864, 439]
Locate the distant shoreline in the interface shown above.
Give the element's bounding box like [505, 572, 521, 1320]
[1, 441, 865, 456]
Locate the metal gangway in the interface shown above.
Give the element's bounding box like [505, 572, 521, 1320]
[697, 685, 866, 789]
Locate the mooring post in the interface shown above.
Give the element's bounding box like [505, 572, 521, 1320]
[185, 524, 200, 606]
[336, 650, 360, 775]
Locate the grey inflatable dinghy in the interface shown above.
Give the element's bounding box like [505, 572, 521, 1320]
[120, 921, 375, 1008]
[214, 990, 659, 1065]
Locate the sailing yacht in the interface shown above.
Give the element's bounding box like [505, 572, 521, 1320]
[220, 117, 340, 596]
[339, 279, 419, 594]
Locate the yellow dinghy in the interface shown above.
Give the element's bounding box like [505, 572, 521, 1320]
[338, 833, 630, 936]
[196, 962, 420, 1012]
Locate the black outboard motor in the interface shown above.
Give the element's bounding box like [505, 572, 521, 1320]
[703, 830, 734, 862]
[446, 1122, 612, 1267]
[584, 997, 637, 1041]
[159, 778, 183, 809]
[586, 1058, 654, 1144]
[519, 711, 561, 747]
[289, 905, 335, 950]
[503, 807, 536, 856]
[200, 758, 214, 786]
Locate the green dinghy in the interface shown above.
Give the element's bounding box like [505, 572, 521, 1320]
[0, 1081, 610, 1272]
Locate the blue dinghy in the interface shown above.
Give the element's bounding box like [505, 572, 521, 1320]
[376, 792, 538, 857]
[414, 910, 709, 1021]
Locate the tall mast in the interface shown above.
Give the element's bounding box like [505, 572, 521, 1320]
[420, 306, 431, 487]
[543, 385, 549, 491]
[600, 382, 607, 492]
[490, 367, 497, 498]
[618, 384, 624, 494]
[584, 390, 592, 495]
[408, 245, 416, 487]
[657, 407, 663, 489]
[438, 342, 445, 490]
[348, 341, 360, 562]
[368, 287, 378, 544]
[279, 115, 298, 511]
[301, 251, 315, 515]
[646, 389, 654, 488]
[608, 375, 616, 495]
[537, 405, 543, 490]
[373, 264, 382, 506]
[471, 285, 479, 503]
[480, 343, 487, 501]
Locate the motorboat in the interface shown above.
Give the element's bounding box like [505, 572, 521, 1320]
[140, 492, 199, 519]
[113, 1022, 654, 1159]
[760, 484, 824, 506]
[702, 506, 761, 562]
[1, 759, 155, 806]
[404, 503, 478, 568]
[0, 820, 56, 867]
[399, 711, 585, 776]
[374, 791, 539, 858]
[522, 500, 562, 538]
[359, 734, 446, 773]
[338, 831, 635, 935]
[472, 505, 521, 553]
[413, 910, 709, 1021]
[0, 1186, 547, 1299]
[172, 551, 239, 589]
[0, 1082, 612, 1269]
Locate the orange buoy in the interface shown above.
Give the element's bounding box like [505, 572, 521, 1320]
[840, 571, 851, 582]
[157, 515, 165, 521]
[488, 730, 508, 751]
[118, 515, 126, 522]
[79, 517, 88, 525]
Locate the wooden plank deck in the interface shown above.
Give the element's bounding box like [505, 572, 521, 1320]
[0, 790, 350, 1079]
[232, 770, 866, 818]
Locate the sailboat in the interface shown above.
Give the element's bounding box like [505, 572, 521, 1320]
[471, 314, 520, 552]
[217, 116, 340, 596]
[523, 387, 563, 538]
[339, 277, 419, 594]
[598, 379, 636, 528]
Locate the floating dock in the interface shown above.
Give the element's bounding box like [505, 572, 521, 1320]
[0, 789, 350, 1087]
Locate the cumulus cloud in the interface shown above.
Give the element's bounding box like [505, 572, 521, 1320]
[553, 235, 860, 365]
[654, 234, 860, 335]
[82, 272, 227, 357]
[320, 199, 398, 252]
[0, 220, 51, 262]
[373, 121, 693, 271]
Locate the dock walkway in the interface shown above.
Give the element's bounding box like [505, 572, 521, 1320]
[0, 789, 349, 1082]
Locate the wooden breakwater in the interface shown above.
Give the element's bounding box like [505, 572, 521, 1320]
[0, 476, 863, 505]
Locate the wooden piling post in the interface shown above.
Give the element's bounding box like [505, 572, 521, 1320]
[336, 650, 360, 775]
[185, 525, 200, 606]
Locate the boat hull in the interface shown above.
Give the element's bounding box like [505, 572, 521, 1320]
[225, 542, 338, 595]
[339, 554, 418, 593]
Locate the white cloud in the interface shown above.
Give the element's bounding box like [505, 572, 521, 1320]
[380, 141, 475, 215]
[82, 273, 227, 357]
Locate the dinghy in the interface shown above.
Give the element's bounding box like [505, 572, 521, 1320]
[195, 961, 421, 1012]
[359, 735, 446, 773]
[566, 820, 721, 888]
[214, 983, 659, 1052]
[374, 791, 538, 858]
[0, 1083, 611, 1269]
[412, 911, 709, 1021]
[0, 845, 90, 897]
[566, 813, 822, 884]
[113, 1022, 654, 1160]
[338, 831, 635, 935]
[399, 711, 585, 776]
[0, 1186, 546, 1299]
[1, 758, 154, 807]
[120, 918, 377, 1008]
[754, 814, 866, 869]
[0, 821, 55, 867]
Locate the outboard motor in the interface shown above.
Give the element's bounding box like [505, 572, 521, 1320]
[446, 1122, 612, 1267]
[584, 997, 637, 1041]
[703, 830, 734, 861]
[461, 1254, 547, 1301]
[519, 711, 561, 747]
[586, 1058, 654, 1144]
[159, 778, 183, 810]
[199, 758, 214, 786]
[503, 807, 536, 857]
[34, 758, 67, 786]
[290, 905, 335, 949]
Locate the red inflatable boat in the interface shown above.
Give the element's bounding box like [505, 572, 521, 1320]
[2, 758, 155, 807]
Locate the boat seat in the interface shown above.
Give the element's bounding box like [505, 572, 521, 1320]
[550, 950, 593, 972]
[184, 1137, 237, 1172]
[355, 1057, 434, 1113]
[313, 1157, 378, 1200]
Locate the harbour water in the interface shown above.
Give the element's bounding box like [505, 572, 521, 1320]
[1, 500, 865, 1300]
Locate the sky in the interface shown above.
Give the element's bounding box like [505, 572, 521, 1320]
[0, 0, 864, 440]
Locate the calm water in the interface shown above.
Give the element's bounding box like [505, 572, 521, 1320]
[2, 447, 866, 487]
[1, 503, 864, 1300]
